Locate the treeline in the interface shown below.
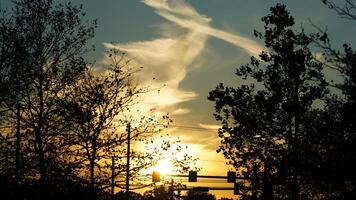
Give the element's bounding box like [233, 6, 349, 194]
[209, 2, 356, 200]
[0, 1, 198, 200]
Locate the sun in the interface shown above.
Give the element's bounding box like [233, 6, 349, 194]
[154, 160, 174, 175]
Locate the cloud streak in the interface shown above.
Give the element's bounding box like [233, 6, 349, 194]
[104, 0, 264, 116]
[142, 0, 264, 56]
[102, 0, 267, 156]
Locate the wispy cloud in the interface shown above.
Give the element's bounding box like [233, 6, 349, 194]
[171, 108, 191, 115]
[103, 31, 204, 116]
[104, 0, 264, 118]
[199, 123, 221, 130]
[102, 0, 265, 156]
[142, 0, 264, 56]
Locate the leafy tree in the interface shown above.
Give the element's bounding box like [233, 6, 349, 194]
[142, 187, 216, 200]
[208, 4, 328, 199]
[182, 191, 216, 200]
[114, 191, 142, 200]
[298, 0, 356, 198]
[142, 185, 170, 200]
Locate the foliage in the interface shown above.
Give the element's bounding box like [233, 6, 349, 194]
[209, 4, 328, 199]
[142, 186, 217, 200]
[182, 191, 216, 200]
[301, 1, 356, 198]
[142, 185, 171, 200]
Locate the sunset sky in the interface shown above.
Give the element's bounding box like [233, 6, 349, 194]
[75, 0, 355, 173]
[2, 0, 356, 198]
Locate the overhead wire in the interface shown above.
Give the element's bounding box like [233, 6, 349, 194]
[167, 124, 219, 131]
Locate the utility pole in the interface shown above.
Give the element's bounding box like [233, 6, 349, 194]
[15, 103, 21, 182]
[125, 123, 131, 195]
[169, 178, 174, 200]
[111, 156, 115, 199]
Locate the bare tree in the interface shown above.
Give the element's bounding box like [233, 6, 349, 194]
[322, 0, 356, 20]
[0, 0, 96, 186]
[63, 50, 199, 195]
[62, 49, 151, 191]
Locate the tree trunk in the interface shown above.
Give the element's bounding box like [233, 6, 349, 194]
[263, 163, 273, 200]
[90, 157, 95, 189]
[290, 64, 301, 200]
[36, 72, 46, 185]
[15, 103, 21, 182]
[90, 135, 97, 199]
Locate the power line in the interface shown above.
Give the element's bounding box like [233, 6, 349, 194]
[198, 159, 227, 162]
[168, 124, 218, 131]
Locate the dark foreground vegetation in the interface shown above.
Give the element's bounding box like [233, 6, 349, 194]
[0, 178, 227, 200]
[209, 1, 356, 200]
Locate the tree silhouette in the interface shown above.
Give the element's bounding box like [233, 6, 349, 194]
[12, 0, 96, 186]
[0, 0, 96, 197]
[142, 185, 170, 200]
[1, 1, 200, 199]
[209, 4, 328, 199]
[61, 49, 148, 192]
[322, 0, 356, 20]
[0, 6, 33, 185]
[182, 190, 216, 200]
[61, 49, 179, 194]
[300, 1, 356, 197]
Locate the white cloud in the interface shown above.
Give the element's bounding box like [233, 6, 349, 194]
[171, 108, 191, 115]
[104, 0, 265, 120]
[142, 0, 264, 56]
[199, 123, 221, 130]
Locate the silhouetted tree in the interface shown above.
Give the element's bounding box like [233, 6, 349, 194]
[0, 9, 15, 108]
[61, 50, 142, 191]
[0, 0, 96, 191]
[0, 6, 34, 185]
[114, 191, 142, 200]
[208, 4, 328, 199]
[0, 7, 18, 177]
[61, 49, 166, 193]
[297, 1, 356, 198]
[142, 187, 217, 200]
[182, 191, 216, 200]
[126, 135, 199, 191]
[62, 50, 199, 195]
[322, 0, 356, 20]
[142, 185, 170, 200]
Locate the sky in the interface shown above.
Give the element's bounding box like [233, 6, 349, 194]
[2, 0, 356, 198]
[82, 1, 355, 198]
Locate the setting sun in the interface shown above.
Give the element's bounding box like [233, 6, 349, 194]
[153, 160, 174, 175]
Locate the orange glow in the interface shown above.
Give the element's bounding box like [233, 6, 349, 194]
[153, 160, 174, 175]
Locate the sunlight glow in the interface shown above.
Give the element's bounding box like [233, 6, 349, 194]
[153, 160, 174, 175]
